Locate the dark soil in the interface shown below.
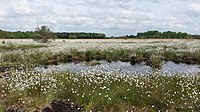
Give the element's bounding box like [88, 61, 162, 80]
[0, 66, 13, 73]
[0, 66, 25, 73]
[0, 66, 26, 79]
[42, 100, 83, 112]
[5, 105, 27, 112]
[4, 100, 83, 112]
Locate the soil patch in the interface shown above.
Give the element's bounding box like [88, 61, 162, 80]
[42, 100, 83, 112]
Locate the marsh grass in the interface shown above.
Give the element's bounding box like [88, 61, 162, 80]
[0, 43, 47, 52]
[0, 40, 200, 111]
[148, 56, 162, 68]
[1, 48, 200, 70]
[0, 71, 199, 111]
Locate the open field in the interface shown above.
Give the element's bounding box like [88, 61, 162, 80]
[1, 39, 200, 52]
[0, 39, 200, 112]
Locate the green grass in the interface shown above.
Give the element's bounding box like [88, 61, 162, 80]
[0, 71, 199, 111]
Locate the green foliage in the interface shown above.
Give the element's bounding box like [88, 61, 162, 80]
[0, 30, 37, 39]
[136, 30, 199, 39]
[55, 32, 106, 39]
[1, 27, 200, 39]
[137, 30, 161, 38]
[149, 56, 162, 69]
[33, 25, 54, 43]
[0, 28, 107, 39]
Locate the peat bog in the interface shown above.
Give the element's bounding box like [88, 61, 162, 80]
[0, 39, 200, 112]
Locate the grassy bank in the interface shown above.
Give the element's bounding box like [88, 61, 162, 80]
[0, 71, 199, 111]
[1, 48, 200, 69]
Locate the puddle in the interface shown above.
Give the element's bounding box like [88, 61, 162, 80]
[34, 61, 200, 75]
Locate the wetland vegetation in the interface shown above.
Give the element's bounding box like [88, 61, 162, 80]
[0, 39, 200, 112]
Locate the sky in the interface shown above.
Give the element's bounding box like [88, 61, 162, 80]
[0, 0, 200, 36]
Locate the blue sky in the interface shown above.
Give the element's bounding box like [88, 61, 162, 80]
[0, 0, 200, 36]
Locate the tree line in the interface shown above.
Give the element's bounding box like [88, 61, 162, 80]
[0, 28, 200, 39]
[0, 29, 106, 39]
[136, 30, 200, 39]
[54, 32, 106, 39]
[0, 30, 38, 39]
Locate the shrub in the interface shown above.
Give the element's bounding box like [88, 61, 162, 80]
[33, 25, 54, 43]
[148, 56, 162, 69]
[2, 40, 5, 44]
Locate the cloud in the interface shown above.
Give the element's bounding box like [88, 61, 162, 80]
[190, 3, 200, 12]
[188, 3, 200, 14]
[0, 0, 199, 36]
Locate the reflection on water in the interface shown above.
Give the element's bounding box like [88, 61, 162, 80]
[34, 61, 200, 75]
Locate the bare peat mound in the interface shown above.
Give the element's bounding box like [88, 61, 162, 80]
[42, 100, 83, 112]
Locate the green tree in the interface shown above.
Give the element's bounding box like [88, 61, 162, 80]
[34, 25, 54, 43]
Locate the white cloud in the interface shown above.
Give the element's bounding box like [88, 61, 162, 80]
[0, 0, 199, 36]
[189, 3, 200, 13]
[17, 0, 33, 15]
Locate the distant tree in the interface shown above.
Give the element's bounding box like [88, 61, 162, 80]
[162, 31, 177, 38]
[177, 32, 188, 38]
[137, 30, 161, 38]
[129, 35, 135, 38]
[68, 34, 77, 39]
[54, 32, 106, 39]
[136, 30, 192, 39]
[137, 32, 142, 38]
[34, 25, 54, 43]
